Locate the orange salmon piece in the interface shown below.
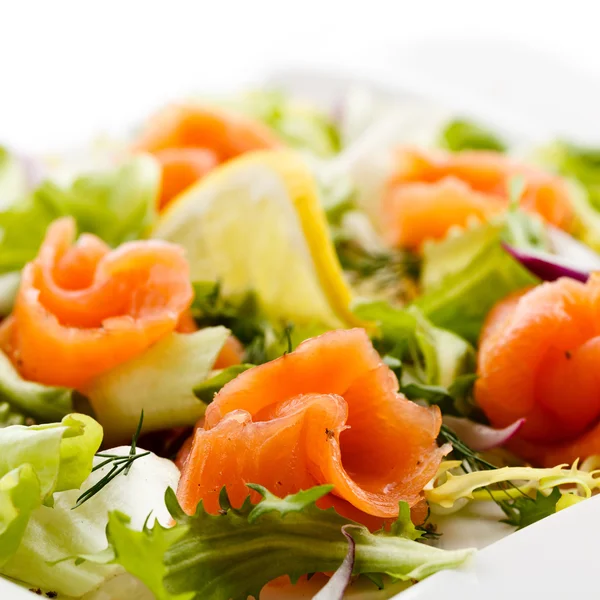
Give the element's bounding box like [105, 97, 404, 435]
[383, 148, 573, 249]
[135, 104, 282, 208]
[155, 147, 219, 210]
[475, 275, 600, 465]
[3, 217, 193, 389]
[177, 329, 447, 525]
[382, 176, 504, 249]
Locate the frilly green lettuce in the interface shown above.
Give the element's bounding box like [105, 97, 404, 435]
[98, 484, 473, 600]
[0, 414, 102, 565]
[426, 460, 600, 513]
[0, 154, 159, 274]
[86, 327, 230, 445]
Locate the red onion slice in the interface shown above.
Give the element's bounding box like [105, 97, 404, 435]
[503, 243, 590, 283]
[443, 416, 525, 451]
[503, 227, 600, 283]
[312, 525, 356, 600]
[548, 227, 600, 271]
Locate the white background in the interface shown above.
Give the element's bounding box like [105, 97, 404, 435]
[1, 0, 600, 150]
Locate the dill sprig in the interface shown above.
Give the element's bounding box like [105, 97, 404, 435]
[281, 322, 294, 355]
[73, 411, 149, 509]
[439, 424, 498, 472]
[438, 423, 558, 529]
[439, 423, 530, 500]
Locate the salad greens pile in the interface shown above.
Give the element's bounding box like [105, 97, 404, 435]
[1, 90, 600, 600]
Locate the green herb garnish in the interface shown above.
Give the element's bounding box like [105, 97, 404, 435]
[497, 488, 562, 530]
[438, 424, 561, 529]
[73, 411, 149, 509]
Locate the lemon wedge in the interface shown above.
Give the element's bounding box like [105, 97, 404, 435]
[152, 150, 360, 327]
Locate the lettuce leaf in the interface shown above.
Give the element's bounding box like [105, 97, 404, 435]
[0, 272, 20, 316]
[0, 401, 26, 427]
[86, 327, 230, 445]
[426, 460, 600, 513]
[0, 414, 102, 565]
[416, 221, 538, 344]
[193, 364, 254, 404]
[0, 350, 74, 425]
[103, 485, 474, 600]
[0, 155, 159, 274]
[439, 119, 506, 153]
[535, 141, 600, 210]
[353, 302, 474, 389]
[1, 446, 178, 598]
[224, 90, 341, 157]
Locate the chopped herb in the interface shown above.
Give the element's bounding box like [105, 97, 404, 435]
[335, 235, 420, 304]
[281, 322, 294, 355]
[439, 423, 561, 529]
[497, 488, 562, 530]
[73, 411, 150, 509]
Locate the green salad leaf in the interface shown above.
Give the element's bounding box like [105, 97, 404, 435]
[0, 350, 74, 426]
[86, 327, 230, 445]
[532, 141, 600, 250]
[536, 141, 600, 210]
[2, 445, 179, 598]
[193, 364, 254, 404]
[0, 401, 26, 427]
[103, 485, 473, 600]
[354, 302, 474, 389]
[224, 90, 341, 157]
[0, 155, 160, 274]
[0, 414, 102, 565]
[416, 220, 539, 343]
[439, 119, 507, 153]
[0, 271, 20, 316]
[426, 460, 600, 512]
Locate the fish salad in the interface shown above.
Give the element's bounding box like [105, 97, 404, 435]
[1, 88, 600, 600]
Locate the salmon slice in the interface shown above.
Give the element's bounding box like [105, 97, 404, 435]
[475, 275, 600, 465]
[154, 148, 219, 210]
[382, 176, 504, 249]
[382, 148, 573, 249]
[135, 104, 282, 208]
[177, 329, 447, 525]
[2, 217, 193, 389]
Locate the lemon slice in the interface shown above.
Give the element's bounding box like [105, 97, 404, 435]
[152, 150, 360, 327]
